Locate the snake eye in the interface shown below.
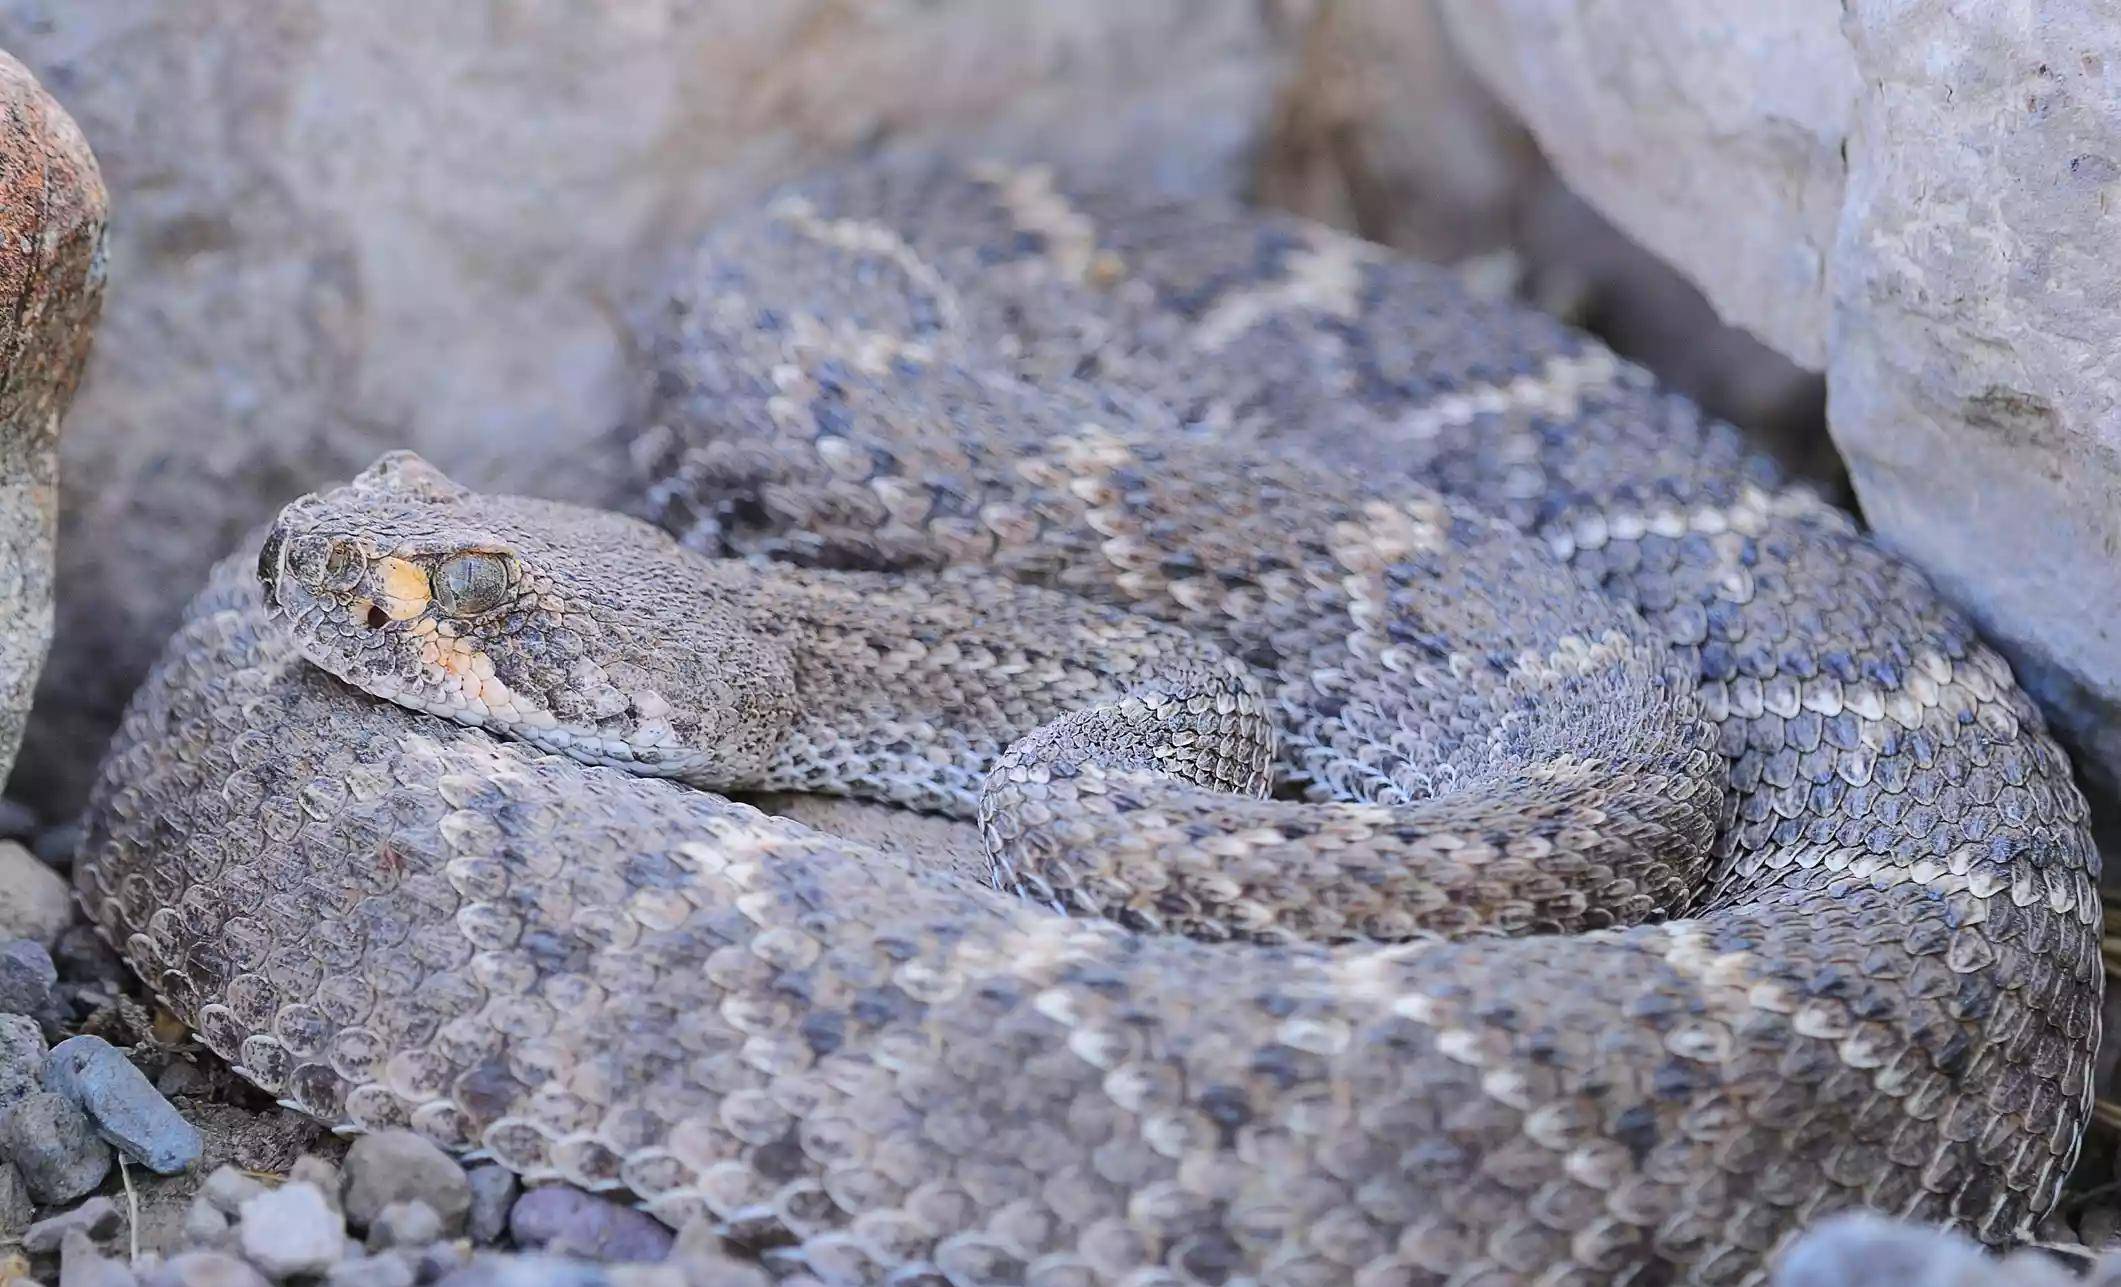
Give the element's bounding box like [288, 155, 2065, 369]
[433, 552, 511, 617]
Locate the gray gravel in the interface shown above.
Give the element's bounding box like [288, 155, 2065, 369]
[341, 1131, 470, 1236]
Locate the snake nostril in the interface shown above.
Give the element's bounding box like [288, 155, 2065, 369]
[365, 605, 389, 630]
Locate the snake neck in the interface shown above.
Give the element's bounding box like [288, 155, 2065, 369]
[728, 561, 1251, 820]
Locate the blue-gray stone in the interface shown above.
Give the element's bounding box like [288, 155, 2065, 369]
[41, 1035, 202, 1174]
[507, 1187, 671, 1263]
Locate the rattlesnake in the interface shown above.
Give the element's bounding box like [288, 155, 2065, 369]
[78, 159, 2099, 1284]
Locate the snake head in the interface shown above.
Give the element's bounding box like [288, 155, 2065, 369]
[260, 451, 798, 783]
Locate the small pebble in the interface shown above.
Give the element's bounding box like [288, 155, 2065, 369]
[325, 1254, 414, 1287]
[33, 823, 83, 873]
[58, 1229, 136, 1287]
[367, 1200, 441, 1251]
[0, 1160, 30, 1240]
[669, 1222, 769, 1287]
[24, 1196, 122, 1254]
[341, 1131, 469, 1234]
[1, 1090, 113, 1203]
[237, 1182, 346, 1278]
[288, 1155, 342, 1213]
[434, 1253, 611, 1287]
[463, 1166, 516, 1246]
[179, 1198, 232, 1250]
[509, 1188, 672, 1263]
[147, 1252, 270, 1287]
[1773, 1212, 2075, 1287]
[0, 844, 71, 947]
[0, 1012, 45, 1108]
[0, 939, 58, 1017]
[42, 1036, 202, 1174]
[199, 1166, 266, 1215]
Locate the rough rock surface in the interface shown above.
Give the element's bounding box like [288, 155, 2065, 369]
[0, 0, 1290, 811]
[0, 47, 104, 790]
[0, 839, 70, 945]
[1438, 0, 2121, 817]
[1255, 0, 1835, 489]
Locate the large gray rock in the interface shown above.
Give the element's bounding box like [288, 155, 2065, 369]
[0, 0, 1290, 811]
[0, 48, 103, 791]
[1437, 0, 2121, 812]
[1254, 0, 1836, 487]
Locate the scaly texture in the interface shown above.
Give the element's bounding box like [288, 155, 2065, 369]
[78, 159, 2099, 1285]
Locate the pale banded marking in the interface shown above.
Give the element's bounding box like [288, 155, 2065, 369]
[1392, 347, 1628, 442]
[971, 161, 1125, 287]
[1192, 230, 1376, 350]
[770, 195, 965, 334]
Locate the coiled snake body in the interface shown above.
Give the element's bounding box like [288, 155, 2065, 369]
[79, 161, 2098, 1284]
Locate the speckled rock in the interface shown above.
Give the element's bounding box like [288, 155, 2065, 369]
[507, 1189, 671, 1265]
[0, 843, 70, 947]
[0, 1012, 43, 1106]
[42, 1035, 201, 1173]
[340, 1131, 467, 1235]
[236, 1182, 344, 1278]
[0, 1159, 29, 1240]
[0, 939, 56, 1017]
[462, 1166, 515, 1248]
[0, 1089, 109, 1203]
[1438, 0, 2121, 814]
[0, 47, 106, 790]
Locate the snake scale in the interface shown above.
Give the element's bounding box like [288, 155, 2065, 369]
[77, 159, 2099, 1285]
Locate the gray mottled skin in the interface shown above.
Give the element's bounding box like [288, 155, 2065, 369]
[78, 159, 2098, 1285]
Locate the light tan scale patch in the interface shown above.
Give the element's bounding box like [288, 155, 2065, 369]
[1193, 230, 1375, 349]
[972, 161, 1127, 288]
[1328, 499, 1448, 579]
[770, 195, 964, 335]
[372, 557, 431, 621]
[1395, 348, 1625, 443]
